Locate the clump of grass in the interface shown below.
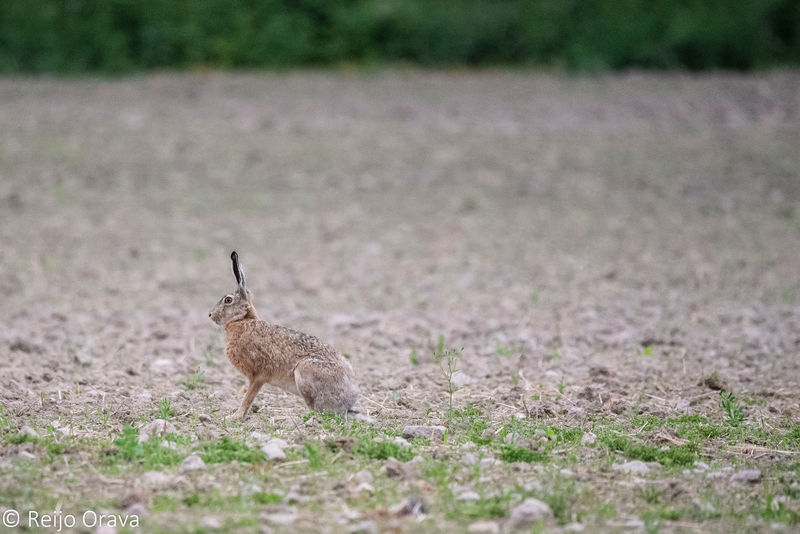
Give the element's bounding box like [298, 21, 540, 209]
[109, 425, 184, 469]
[5, 431, 67, 458]
[598, 433, 697, 466]
[354, 439, 414, 461]
[763, 494, 800, 524]
[448, 495, 509, 519]
[157, 397, 174, 420]
[498, 444, 549, 463]
[409, 348, 419, 365]
[199, 437, 265, 464]
[179, 371, 205, 390]
[719, 390, 746, 427]
[253, 492, 283, 505]
[452, 405, 490, 444]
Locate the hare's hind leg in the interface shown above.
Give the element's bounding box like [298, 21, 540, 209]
[294, 359, 355, 414]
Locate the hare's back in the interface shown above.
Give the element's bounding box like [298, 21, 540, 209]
[267, 324, 336, 357]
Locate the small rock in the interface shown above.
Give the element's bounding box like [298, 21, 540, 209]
[354, 482, 374, 494]
[73, 349, 93, 366]
[18, 451, 37, 460]
[560, 468, 574, 478]
[139, 420, 176, 443]
[730, 469, 762, 484]
[349, 520, 378, 534]
[140, 471, 173, 489]
[382, 457, 408, 478]
[480, 457, 497, 469]
[263, 512, 297, 526]
[614, 460, 649, 475]
[693, 461, 709, 471]
[392, 498, 427, 516]
[250, 431, 269, 443]
[149, 358, 173, 373]
[19, 425, 38, 438]
[458, 491, 481, 501]
[354, 470, 374, 484]
[509, 498, 553, 528]
[564, 523, 585, 532]
[160, 440, 177, 450]
[462, 452, 478, 466]
[402, 425, 446, 441]
[95, 524, 117, 534]
[512, 412, 526, 420]
[262, 443, 286, 461]
[180, 453, 205, 472]
[124, 503, 147, 518]
[392, 436, 410, 447]
[450, 371, 474, 387]
[468, 520, 500, 534]
[197, 413, 211, 423]
[622, 519, 645, 529]
[267, 438, 289, 449]
[352, 413, 375, 424]
[200, 517, 222, 529]
[580, 432, 596, 446]
[523, 480, 542, 492]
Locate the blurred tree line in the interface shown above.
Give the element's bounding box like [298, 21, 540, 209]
[1, 0, 798, 73]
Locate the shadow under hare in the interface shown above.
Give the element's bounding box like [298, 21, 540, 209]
[209, 251, 359, 420]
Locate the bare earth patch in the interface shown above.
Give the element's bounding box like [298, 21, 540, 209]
[0, 71, 799, 533]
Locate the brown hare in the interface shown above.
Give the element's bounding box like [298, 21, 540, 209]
[209, 252, 359, 420]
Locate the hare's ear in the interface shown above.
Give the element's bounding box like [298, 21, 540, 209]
[231, 251, 246, 291]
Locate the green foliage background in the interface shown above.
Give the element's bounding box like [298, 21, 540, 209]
[1, 0, 798, 73]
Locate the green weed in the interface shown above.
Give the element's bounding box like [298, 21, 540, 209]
[199, 437, 265, 464]
[719, 390, 746, 427]
[353, 439, 414, 462]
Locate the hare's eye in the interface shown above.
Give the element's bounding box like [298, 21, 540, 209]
[224, 296, 233, 304]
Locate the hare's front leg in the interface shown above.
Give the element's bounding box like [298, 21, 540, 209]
[233, 378, 265, 420]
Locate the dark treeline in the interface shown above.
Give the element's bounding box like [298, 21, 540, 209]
[1, 0, 799, 73]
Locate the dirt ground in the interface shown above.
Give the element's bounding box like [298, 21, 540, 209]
[0, 71, 799, 533]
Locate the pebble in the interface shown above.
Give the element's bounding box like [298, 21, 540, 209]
[462, 452, 478, 466]
[468, 520, 500, 534]
[263, 512, 297, 526]
[382, 457, 408, 478]
[693, 461, 710, 471]
[730, 469, 762, 484]
[354, 470, 374, 484]
[349, 520, 377, 534]
[457, 491, 481, 501]
[402, 425, 447, 441]
[140, 471, 173, 489]
[18, 451, 37, 460]
[262, 443, 286, 461]
[580, 432, 596, 446]
[197, 413, 211, 423]
[139, 420, 176, 443]
[480, 457, 497, 469]
[267, 438, 289, 449]
[354, 482, 374, 494]
[249, 431, 269, 443]
[564, 523, 585, 532]
[614, 460, 650, 475]
[19, 425, 38, 438]
[180, 453, 205, 472]
[450, 371, 474, 386]
[508, 498, 553, 528]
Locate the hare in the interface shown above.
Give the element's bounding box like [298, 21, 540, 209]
[209, 251, 359, 420]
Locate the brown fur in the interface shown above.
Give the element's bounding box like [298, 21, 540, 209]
[209, 252, 359, 420]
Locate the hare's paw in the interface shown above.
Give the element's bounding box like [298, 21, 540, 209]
[231, 408, 247, 421]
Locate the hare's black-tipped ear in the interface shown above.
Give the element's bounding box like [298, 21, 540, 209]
[231, 251, 246, 289]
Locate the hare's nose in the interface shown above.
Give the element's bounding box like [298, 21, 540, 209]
[208, 312, 212, 317]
